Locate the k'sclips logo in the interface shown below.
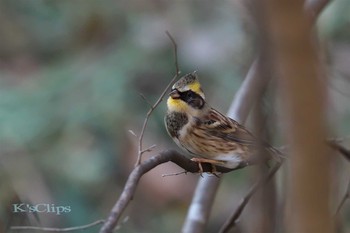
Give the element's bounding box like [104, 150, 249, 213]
[12, 203, 71, 215]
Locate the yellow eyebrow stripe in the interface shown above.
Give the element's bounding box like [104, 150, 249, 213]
[187, 82, 201, 94]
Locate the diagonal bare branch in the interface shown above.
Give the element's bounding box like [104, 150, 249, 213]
[335, 179, 350, 216]
[219, 161, 282, 233]
[99, 150, 245, 233]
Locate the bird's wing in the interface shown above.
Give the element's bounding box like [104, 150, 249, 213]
[196, 108, 257, 146]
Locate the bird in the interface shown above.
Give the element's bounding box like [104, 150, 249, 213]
[164, 71, 280, 172]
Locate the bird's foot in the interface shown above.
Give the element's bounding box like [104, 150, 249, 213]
[191, 158, 225, 176]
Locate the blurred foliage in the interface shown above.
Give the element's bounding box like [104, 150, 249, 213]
[0, 0, 349, 232]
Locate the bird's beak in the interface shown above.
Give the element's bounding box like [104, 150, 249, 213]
[169, 89, 180, 99]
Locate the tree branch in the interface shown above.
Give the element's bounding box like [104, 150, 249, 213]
[99, 150, 245, 233]
[12, 137, 348, 233]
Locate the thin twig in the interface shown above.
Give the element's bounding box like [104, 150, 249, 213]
[139, 93, 153, 107]
[135, 31, 180, 166]
[219, 161, 282, 233]
[335, 179, 350, 216]
[165, 31, 180, 75]
[140, 144, 157, 154]
[162, 171, 188, 177]
[128, 130, 137, 137]
[10, 220, 105, 232]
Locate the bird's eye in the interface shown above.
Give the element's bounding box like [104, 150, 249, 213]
[185, 91, 195, 99]
[182, 91, 204, 109]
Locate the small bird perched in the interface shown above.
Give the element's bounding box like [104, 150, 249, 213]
[165, 71, 278, 171]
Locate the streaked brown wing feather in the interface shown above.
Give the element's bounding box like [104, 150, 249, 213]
[197, 108, 257, 146]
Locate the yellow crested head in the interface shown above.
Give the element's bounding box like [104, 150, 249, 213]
[171, 71, 204, 98]
[166, 71, 206, 113]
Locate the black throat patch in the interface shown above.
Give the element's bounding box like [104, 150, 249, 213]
[165, 112, 188, 138]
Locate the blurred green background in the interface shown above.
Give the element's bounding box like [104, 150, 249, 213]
[0, 1, 350, 232]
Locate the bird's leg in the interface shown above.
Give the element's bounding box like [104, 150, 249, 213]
[210, 165, 220, 178]
[197, 162, 204, 177]
[191, 158, 225, 175]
